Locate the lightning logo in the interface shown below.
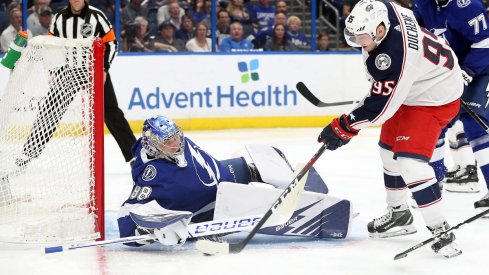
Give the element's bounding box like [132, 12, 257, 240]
[188, 145, 220, 186]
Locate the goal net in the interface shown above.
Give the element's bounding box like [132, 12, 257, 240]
[0, 36, 105, 243]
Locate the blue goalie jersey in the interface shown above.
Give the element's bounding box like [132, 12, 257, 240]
[117, 137, 237, 240]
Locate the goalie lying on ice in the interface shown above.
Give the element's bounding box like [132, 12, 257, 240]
[117, 115, 353, 246]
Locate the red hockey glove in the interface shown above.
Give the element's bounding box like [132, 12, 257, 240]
[318, 114, 359, 150]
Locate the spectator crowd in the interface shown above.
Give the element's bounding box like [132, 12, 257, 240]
[2, 0, 489, 53]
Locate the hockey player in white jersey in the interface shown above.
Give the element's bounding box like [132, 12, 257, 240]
[317, 0, 462, 258]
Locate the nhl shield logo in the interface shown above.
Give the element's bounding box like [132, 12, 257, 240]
[142, 165, 157, 181]
[80, 22, 93, 38]
[375, 53, 391, 71]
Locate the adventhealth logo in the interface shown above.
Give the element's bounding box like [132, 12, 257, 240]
[238, 59, 259, 83]
[128, 58, 300, 110]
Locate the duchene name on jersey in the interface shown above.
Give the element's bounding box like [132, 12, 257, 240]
[401, 13, 419, 51]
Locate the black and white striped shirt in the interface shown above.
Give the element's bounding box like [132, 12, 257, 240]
[49, 1, 117, 71]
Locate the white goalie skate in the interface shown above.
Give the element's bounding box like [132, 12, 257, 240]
[368, 204, 417, 238]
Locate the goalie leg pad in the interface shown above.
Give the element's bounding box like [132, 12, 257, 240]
[245, 144, 329, 192]
[214, 182, 352, 239]
[245, 144, 294, 188]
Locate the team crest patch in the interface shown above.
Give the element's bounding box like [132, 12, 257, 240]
[80, 22, 93, 38]
[375, 54, 391, 70]
[142, 165, 157, 181]
[457, 0, 470, 8]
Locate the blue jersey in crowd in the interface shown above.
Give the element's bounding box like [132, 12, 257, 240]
[287, 31, 310, 48]
[250, 5, 276, 30]
[117, 137, 236, 241]
[219, 37, 254, 52]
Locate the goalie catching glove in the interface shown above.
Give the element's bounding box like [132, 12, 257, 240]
[129, 200, 193, 246]
[318, 114, 359, 150]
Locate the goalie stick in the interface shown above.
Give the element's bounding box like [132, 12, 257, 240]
[296, 82, 359, 107]
[195, 143, 327, 255]
[394, 208, 489, 260]
[43, 214, 262, 254]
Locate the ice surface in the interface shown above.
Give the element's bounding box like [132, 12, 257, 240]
[1, 128, 487, 275]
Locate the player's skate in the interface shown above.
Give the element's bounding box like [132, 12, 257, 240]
[445, 164, 479, 193]
[474, 192, 489, 208]
[428, 221, 462, 258]
[368, 204, 417, 238]
[474, 192, 489, 218]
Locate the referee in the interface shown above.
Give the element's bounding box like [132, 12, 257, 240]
[20, 0, 136, 166]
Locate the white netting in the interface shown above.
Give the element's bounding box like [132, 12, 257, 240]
[0, 36, 101, 243]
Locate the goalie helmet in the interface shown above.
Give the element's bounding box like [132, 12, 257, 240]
[142, 116, 187, 167]
[344, 0, 390, 48]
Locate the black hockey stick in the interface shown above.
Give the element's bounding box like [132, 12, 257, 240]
[195, 143, 327, 255]
[394, 208, 489, 260]
[296, 81, 360, 107]
[461, 99, 489, 134]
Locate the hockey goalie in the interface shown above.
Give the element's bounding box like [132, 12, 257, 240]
[117, 116, 353, 247]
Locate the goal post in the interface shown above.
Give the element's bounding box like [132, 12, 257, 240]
[0, 36, 105, 243]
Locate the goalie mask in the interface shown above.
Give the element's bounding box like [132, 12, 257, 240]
[142, 116, 187, 167]
[344, 0, 390, 48]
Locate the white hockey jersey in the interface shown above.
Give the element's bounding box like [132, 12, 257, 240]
[348, 3, 463, 131]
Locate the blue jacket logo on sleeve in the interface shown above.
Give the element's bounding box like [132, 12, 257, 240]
[142, 165, 157, 181]
[375, 54, 391, 70]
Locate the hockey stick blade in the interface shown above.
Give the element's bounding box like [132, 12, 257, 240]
[195, 144, 327, 255]
[296, 82, 359, 107]
[394, 208, 489, 260]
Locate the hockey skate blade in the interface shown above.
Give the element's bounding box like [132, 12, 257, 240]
[369, 225, 417, 239]
[195, 239, 229, 255]
[445, 183, 479, 193]
[439, 244, 462, 259]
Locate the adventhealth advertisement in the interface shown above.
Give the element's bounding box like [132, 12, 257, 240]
[111, 54, 369, 127]
[0, 53, 370, 129]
